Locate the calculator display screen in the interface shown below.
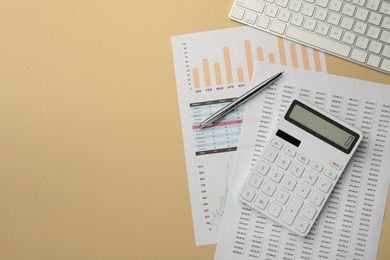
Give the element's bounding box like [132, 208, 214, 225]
[286, 100, 359, 154]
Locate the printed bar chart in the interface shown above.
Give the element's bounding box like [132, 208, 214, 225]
[187, 36, 324, 92]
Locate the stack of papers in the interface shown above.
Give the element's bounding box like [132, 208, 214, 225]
[172, 27, 390, 259]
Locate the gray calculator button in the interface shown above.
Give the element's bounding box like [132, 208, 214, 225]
[269, 168, 284, 183]
[296, 183, 311, 199]
[284, 146, 296, 157]
[294, 217, 309, 233]
[263, 147, 278, 163]
[309, 191, 324, 206]
[249, 174, 263, 189]
[241, 186, 256, 202]
[254, 194, 269, 210]
[330, 159, 342, 170]
[311, 161, 324, 172]
[297, 154, 310, 165]
[271, 139, 283, 150]
[324, 168, 337, 180]
[262, 181, 277, 196]
[303, 170, 318, 185]
[276, 154, 292, 170]
[275, 189, 290, 204]
[281, 197, 303, 225]
[302, 204, 317, 220]
[290, 162, 305, 178]
[317, 177, 332, 193]
[282, 175, 297, 191]
[255, 160, 271, 176]
[268, 202, 283, 217]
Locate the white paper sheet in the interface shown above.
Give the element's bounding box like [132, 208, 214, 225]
[215, 62, 390, 260]
[171, 27, 327, 245]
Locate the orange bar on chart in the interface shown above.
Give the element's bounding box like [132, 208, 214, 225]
[202, 59, 211, 87]
[214, 62, 222, 85]
[237, 68, 244, 82]
[268, 53, 276, 64]
[277, 37, 287, 66]
[223, 47, 233, 84]
[193, 68, 200, 88]
[257, 47, 264, 61]
[313, 49, 322, 72]
[289, 44, 299, 68]
[301, 45, 310, 70]
[245, 40, 254, 80]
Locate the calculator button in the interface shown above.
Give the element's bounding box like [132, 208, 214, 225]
[303, 170, 318, 185]
[302, 204, 317, 220]
[281, 197, 303, 225]
[290, 162, 305, 178]
[256, 160, 271, 176]
[254, 194, 269, 210]
[294, 217, 309, 233]
[329, 159, 342, 170]
[262, 181, 277, 196]
[269, 168, 284, 183]
[282, 175, 297, 191]
[264, 147, 279, 163]
[268, 202, 283, 217]
[296, 183, 311, 199]
[271, 139, 283, 150]
[324, 168, 337, 180]
[297, 154, 310, 165]
[284, 146, 296, 157]
[310, 161, 324, 172]
[317, 177, 332, 193]
[241, 186, 256, 202]
[309, 191, 324, 206]
[275, 189, 290, 204]
[248, 174, 263, 189]
[276, 154, 291, 170]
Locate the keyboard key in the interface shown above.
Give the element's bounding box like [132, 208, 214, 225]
[241, 186, 256, 202]
[268, 202, 283, 217]
[290, 162, 305, 177]
[367, 54, 381, 67]
[328, 12, 341, 25]
[264, 147, 278, 162]
[291, 14, 304, 26]
[269, 168, 285, 183]
[296, 183, 311, 199]
[380, 58, 390, 72]
[303, 170, 319, 185]
[303, 18, 317, 31]
[341, 17, 354, 30]
[257, 16, 271, 28]
[355, 36, 369, 49]
[244, 11, 258, 24]
[282, 175, 298, 191]
[256, 160, 271, 175]
[254, 194, 269, 210]
[329, 27, 343, 40]
[380, 2, 390, 15]
[366, 0, 380, 11]
[236, 0, 266, 13]
[275, 189, 290, 204]
[249, 174, 264, 188]
[309, 190, 324, 206]
[302, 4, 315, 16]
[316, 0, 329, 8]
[262, 181, 277, 196]
[294, 217, 310, 233]
[276, 0, 289, 7]
[265, 5, 278, 17]
[281, 197, 303, 225]
[270, 20, 287, 34]
[329, 0, 342, 12]
[289, 0, 303, 12]
[367, 25, 381, 39]
[368, 40, 383, 54]
[329, 159, 342, 170]
[277, 9, 291, 22]
[231, 6, 246, 20]
[317, 177, 332, 193]
[302, 204, 317, 219]
[342, 31, 357, 44]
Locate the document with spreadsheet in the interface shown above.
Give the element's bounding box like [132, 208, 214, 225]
[215, 62, 390, 260]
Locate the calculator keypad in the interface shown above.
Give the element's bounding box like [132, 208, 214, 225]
[239, 137, 342, 236]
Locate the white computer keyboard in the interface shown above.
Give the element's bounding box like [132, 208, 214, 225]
[230, 0, 390, 75]
[238, 99, 362, 236]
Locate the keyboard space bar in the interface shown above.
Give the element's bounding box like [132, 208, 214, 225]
[286, 27, 351, 57]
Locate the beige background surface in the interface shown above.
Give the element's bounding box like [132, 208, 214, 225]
[0, 1, 389, 259]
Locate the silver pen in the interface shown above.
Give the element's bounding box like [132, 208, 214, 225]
[199, 71, 284, 129]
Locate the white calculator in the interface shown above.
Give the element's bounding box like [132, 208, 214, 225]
[239, 98, 363, 236]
